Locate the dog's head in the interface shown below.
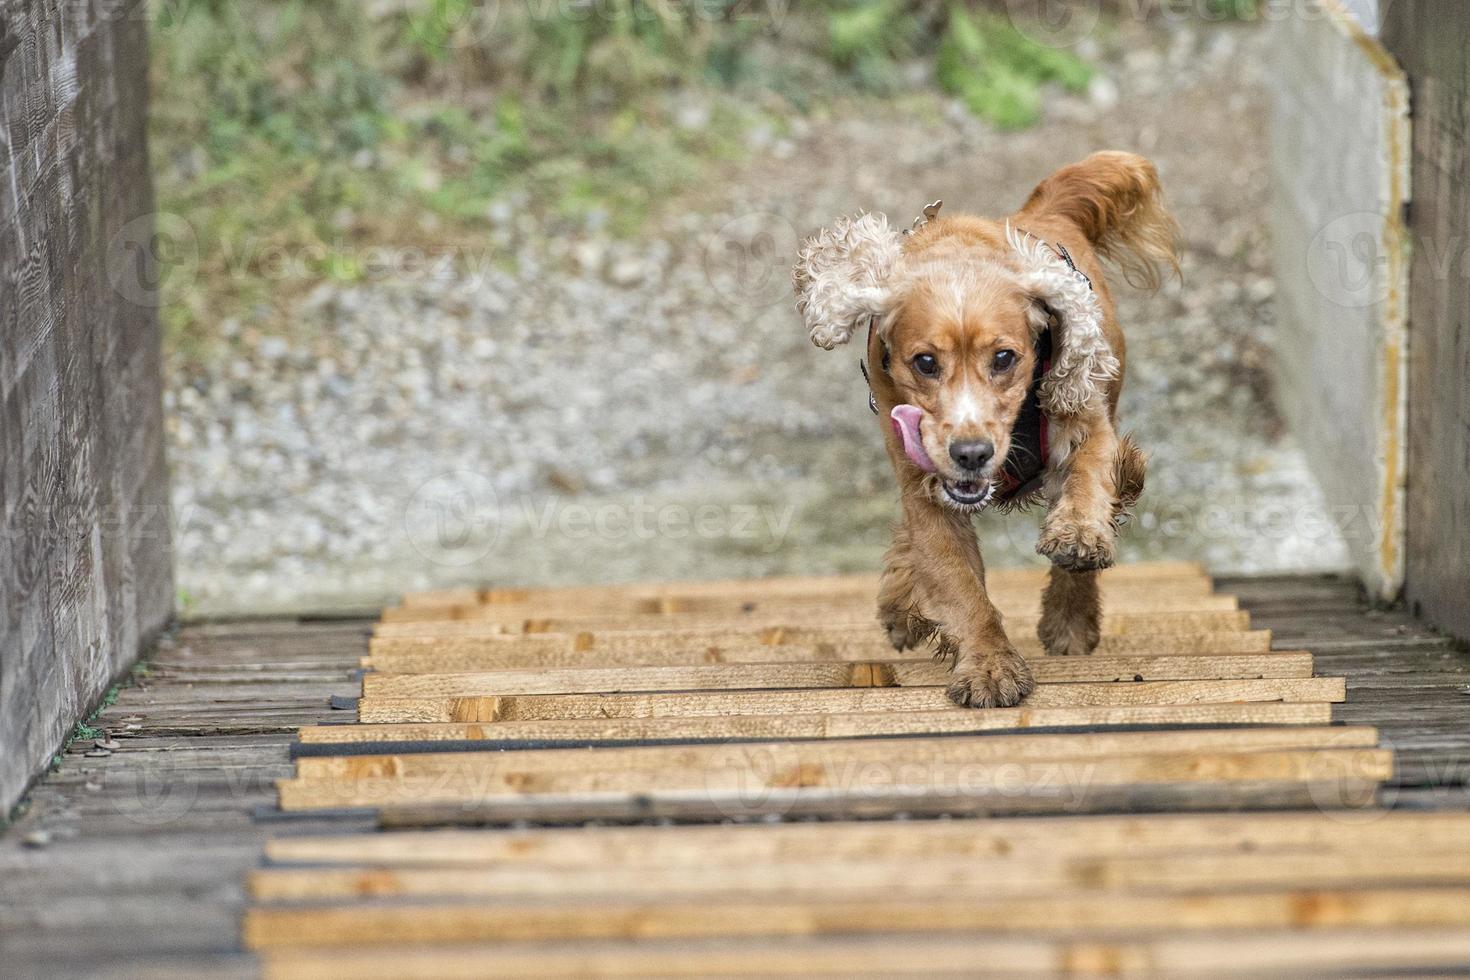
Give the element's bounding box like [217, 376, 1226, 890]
[793, 213, 1113, 512]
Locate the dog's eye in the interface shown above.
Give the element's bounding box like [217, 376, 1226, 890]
[993, 349, 1018, 372]
[912, 353, 940, 378]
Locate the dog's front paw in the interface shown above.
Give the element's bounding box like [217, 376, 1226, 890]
[946, 649, 1035, 708]
[1037, 517, 1116, 571]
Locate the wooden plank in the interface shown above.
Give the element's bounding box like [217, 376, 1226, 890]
[244, 884, 1470, 948]
[399, 574, 1216, 611]
[306, 778, 1385, 825]
[259, 931, 1470, 980]
[357, 677, 1347, 723]
[380, 579, 1218, 623]
[343, 700, 1336, 735]
[369, 610, 1253, 640]
[275, 748, 1391, 811]
[248, 846, 1470, 903]
[262, 810, 1470, 869]
[0, 0, 174, 813]
[366, 628, 1273, 664]
[356, 653, 1314, 698]
[394, 561, 1208, 607]
[379, 593, 1241, 626]
[1382, 1, 1470, 642]
[293, 727, 1378, 780]
[261, 937, 1067, 978]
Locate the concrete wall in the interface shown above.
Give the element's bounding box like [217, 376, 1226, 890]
[1, 1, 173, 811]
[1381, 1, 1470, 641]
[1268, 0, 1410, 600]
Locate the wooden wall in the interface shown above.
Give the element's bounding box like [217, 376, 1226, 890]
[1382, 2, 1470, 642]
[0, 1, 173, 811]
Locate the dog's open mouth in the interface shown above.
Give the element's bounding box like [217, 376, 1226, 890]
[941, 479, 994, 508]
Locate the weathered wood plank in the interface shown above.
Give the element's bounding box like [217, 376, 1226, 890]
[262, 810, 1470, 869]
[243, 884, 1470, 948]
[354, 699, 1341, 734]
[378, 593, 1242, 628]
[394, 561, 1208, 607]
[258, 931, 1470, 980]
[356, 677, 1346, 723]
[293, 727, 1378, 780]
[306, 701, 1339, 743]
[363, 629, 1276, 671]
[356, 653, 1314, 697]
[1382, 0, 1470, 642]
[0, 0, 173, 811]
[275, 748, 1391, 811]
[248, 847, 1470, 902]
[369, 609, 1252, 640]
[381, 579, 1217, 623]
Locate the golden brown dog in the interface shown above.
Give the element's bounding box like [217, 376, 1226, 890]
[793, 151, 1178, 708]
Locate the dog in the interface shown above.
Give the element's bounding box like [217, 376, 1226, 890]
[793, 151, 1178, 708]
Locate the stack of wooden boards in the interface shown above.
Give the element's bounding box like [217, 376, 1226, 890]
[245, 561, 1470, 975]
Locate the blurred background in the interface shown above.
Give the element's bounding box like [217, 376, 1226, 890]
[150, 0, 1355, 615]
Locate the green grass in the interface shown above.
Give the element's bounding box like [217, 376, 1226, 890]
[937, 5, 1091, 128]
[2, 655, 158, 829]
[46, 678, 128, 773]
[150, 0, 1097, 360]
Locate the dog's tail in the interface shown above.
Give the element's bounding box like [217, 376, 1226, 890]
[1018, 151, 1180, 291]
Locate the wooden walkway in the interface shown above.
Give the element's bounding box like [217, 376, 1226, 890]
[3, 565, 1469, 976]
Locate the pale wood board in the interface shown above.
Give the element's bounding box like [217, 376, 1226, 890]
[394, 561, 1208, 607]
[369, 609, 1253, 640]
[274, 748, 1392, 811]
[344, 700, 1336, 734]
[262, 810, 1470, 869]
[380, 579, 1217, 623]
[357, 653, 1314, 697]
[248, 847, 1470, 902]
[242, 886, 1470, 948]
[377, 593, 1242, 629]
[356, 677, 1347, 723]
[293, 726, 1378, 780]
[363, 629, 1277, 669]
[260, 930, 1470, 979]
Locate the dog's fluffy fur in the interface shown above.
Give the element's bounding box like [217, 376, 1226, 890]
[793, 151, 1178, 707]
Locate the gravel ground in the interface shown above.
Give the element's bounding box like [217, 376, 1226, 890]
[167, 19, 1351, 616]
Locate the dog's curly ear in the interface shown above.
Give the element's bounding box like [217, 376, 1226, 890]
[1008, 225, 1118, 417]
[793, 212, 903, 350]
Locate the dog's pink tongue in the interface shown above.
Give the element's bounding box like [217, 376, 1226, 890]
[890, 404, 937, 473]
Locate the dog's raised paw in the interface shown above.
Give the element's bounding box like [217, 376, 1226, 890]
[1037, 518, 1116, 571]
[946, 653, 1036, 709]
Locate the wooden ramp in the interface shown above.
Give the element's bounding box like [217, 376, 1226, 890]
[244, 562, 1470, 976]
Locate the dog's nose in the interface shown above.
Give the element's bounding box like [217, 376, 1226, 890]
[949, 439, 995, 472]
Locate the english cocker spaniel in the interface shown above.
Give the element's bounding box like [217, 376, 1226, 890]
[793, 151, 1178, 708]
